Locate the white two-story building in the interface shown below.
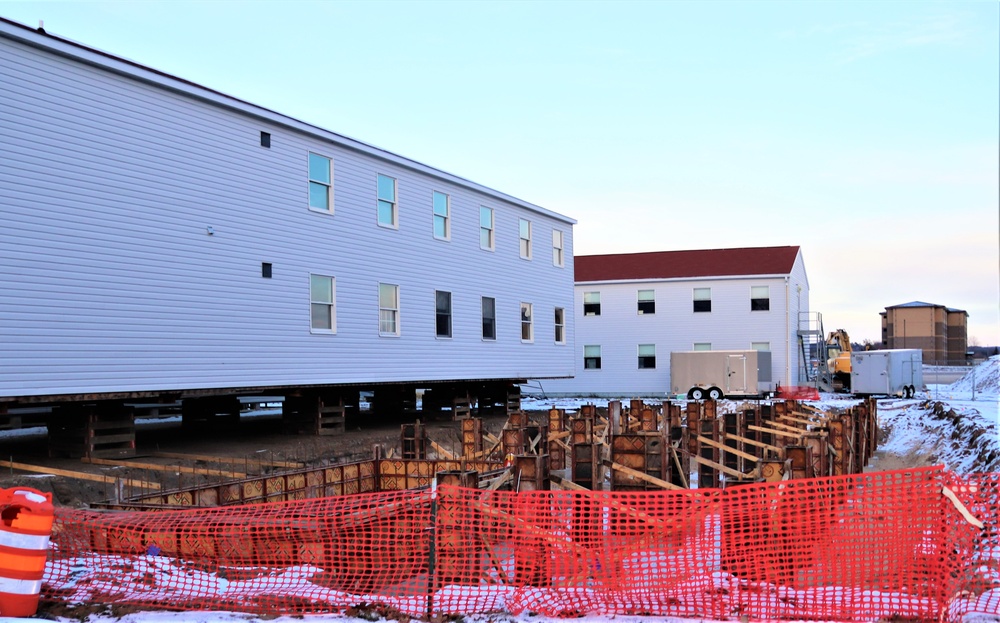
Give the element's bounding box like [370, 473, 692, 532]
[534, 246, 810, 397]
[0, 18, 576, 440]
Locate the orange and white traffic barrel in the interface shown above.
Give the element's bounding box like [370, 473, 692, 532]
[0, 488, 54, 617]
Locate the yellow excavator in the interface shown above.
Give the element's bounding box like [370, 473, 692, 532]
[826, 329, 852, 391]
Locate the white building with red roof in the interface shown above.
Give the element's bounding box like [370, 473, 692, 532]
[531, 245, 810, 397]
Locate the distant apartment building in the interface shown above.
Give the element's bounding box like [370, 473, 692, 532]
[880, 302, 968, 365]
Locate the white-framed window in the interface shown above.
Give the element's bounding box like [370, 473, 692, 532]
[554, 307, 565, 344]
[519, 218, 532, 259]
[480, 206, 494, 250]
[308, 153, 332, 213]
[584, 345, 601, 369]
[552, 230, 564, 267]
[310, 274, 335, 332]
[751, 341, 770, 351]
[693, 287, 712, 313]
[693, 342, 712, 351]
[433, 191, 450, 240]
[435, 290, 452, 338]
[583, 291, 601, 316]
[638, 289, 655, 315]
[378, 282, 400, 336]
[638, 344, 656, 369]
[520, 302, 533, 342]
[751, 286, 770, 311]
[377, 174, 397, 228]
[482, 297, 496, 340]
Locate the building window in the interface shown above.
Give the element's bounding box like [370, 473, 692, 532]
[584, 345, 602, 369]
[751, 286, 770, 311]
[552, 230, 564, 267]
[435, 290, 452, 338]
[379, 283, 400, 336]
[693, 342, 712, 351]
[482, 297, 496, 340]
[309, 153, 332, 212]
[377, 174, 397, 228]
[480, 207, 495, 250]
[310, 274, 335, 332]
[584, 291, 601, 316]
[637, 289, 655, 315]
[693, 287, 712, 313]
[638, 344, 656, 369]
[520, 302, 533, 342]
[433, 191, 450, 240]
[752, 341, 770, 351]
[554, 307, 565, 344]
[519, 218, 532, 259]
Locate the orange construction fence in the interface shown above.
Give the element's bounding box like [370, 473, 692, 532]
[40, 466, 998, 621]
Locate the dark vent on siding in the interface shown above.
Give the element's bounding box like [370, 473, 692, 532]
[260, 131, 271, 148]
[262, 262, 272, 278]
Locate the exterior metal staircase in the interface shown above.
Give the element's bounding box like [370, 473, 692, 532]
[797, 311, 836, 392]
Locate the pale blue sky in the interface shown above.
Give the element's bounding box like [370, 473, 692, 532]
[3, 1, 998, 344]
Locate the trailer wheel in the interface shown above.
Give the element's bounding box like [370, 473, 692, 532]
[707, 387, 724, 400]
[688, 387, 705, 400]
[906, 385, 915, 398]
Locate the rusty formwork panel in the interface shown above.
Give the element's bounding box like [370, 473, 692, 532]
[759, 457, 788, 482]
[401, 421, 427, 459]
[548, 409, 566, 470]
[639, 404, 658, 432]
[48, 401, 136, 459]
[723, 410, 743, 474]
[570, 417, 593, 445]
[698, 402, 720, 489]
[572, 442, 600, 490]
[514, 454, 549, 491]
[608, 400, 624, 435]
[507, 411, 530, 428]
[502, 428, 526, 459]
[578, 403, 598, 421]
[804, 432, 829, 477]
[827, 417, 848, 476]
[609, 433, 666, 491]
[785, 445, 813, 480]
[460, 417, 484, 458]
[436, 469, 479, 488]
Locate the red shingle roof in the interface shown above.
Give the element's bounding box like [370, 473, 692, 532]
[575, 246, 800, 282]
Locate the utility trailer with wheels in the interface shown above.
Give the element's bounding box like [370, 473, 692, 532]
[849, 349, 923, 398]
[670, 350, 775, 400]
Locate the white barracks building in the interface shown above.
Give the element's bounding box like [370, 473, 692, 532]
[535, 246, 810, 397]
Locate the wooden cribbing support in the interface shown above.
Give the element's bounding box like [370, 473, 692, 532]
[602, 459, 684, 491]
[550, 474, 590, 492]
[670, 444, 689, 489]
[151, 451, 303, 469]
[778, 414, 821, 427]
[82, 456, 247, 478]
[748, 425, 802, 440]
[689, 454, 752, 481]
[0, 459, 161, 490]
[697, 435, 760, 462]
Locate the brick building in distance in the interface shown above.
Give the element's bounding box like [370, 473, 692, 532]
[880, 302, 968, 365]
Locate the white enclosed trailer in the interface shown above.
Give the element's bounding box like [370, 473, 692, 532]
[670, 350, 774, 400]
[850, 349, 924, 398]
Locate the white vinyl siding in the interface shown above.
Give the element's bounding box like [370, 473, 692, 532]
[0, 27, 578, 399]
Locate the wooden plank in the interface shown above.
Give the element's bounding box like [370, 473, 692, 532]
[430, 440, 456, 460]
[549, 474, 590, 492]
[778, 414, 822, 427]
[697, 435, 760, 462]
[725, 433, 782, 454]
[82, 456, 246, 478]
[670, 443, 689, 489]
[748, 425, 802, 440]
[602, 459, 684, 491]
[689, 454, 752, 480]
[151, 451, 303, 468]
[0, 460, 160, 490]
[763, 419, 809, 434]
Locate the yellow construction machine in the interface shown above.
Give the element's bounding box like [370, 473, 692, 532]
[826, 329, 853, 391]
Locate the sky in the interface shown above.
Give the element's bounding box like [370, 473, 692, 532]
[2, 1, 998, 345]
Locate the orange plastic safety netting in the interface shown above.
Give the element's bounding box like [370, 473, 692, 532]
[40, 466, 999, 621]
